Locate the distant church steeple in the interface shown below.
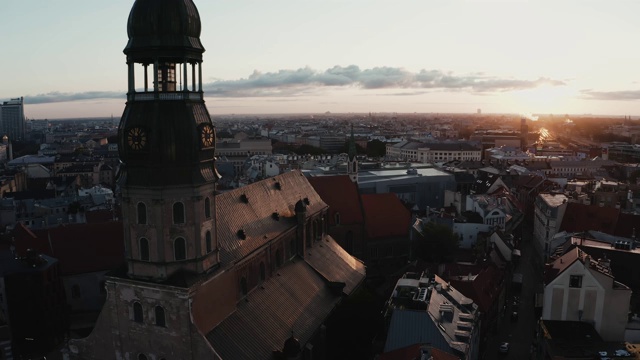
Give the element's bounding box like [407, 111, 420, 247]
[347, 124, 358, 183]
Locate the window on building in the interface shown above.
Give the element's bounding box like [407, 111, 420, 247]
[569, 275, 583, 288]
[138, 354, 148, 360]
[71, 284, 81, 299]
[139, 237, 150, 261]
[204, 197, 211, 218]
[155, 306, 166, 327]
[206, 231, 212, 253]
[174, 237, 186, 260]
[133, 302, 143, 323]
[173, 202, 185, 224]
[137, 202, 147, 224]
[334, 212, 341, 225]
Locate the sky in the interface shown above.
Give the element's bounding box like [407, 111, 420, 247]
[1, 0, 639, 119]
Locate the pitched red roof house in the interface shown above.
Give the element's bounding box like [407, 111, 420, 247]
[308, 175, 363, 226]
[12, 222, 125, 275]
[560, 202, 620, 235]
[361, 193, 411, 239]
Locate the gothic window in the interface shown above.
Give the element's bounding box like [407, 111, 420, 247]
[138, 355, 147, 360]
[335, 212, 341, 225]
[259, 262, 266, 281]
[155, 306, 166, 327]
[174, 237, 186, 261]
[133, 302, 143, 323]
[204, 197, 211, 218]
[71, 284, 81, 299]
[139, 237, 150, 261]
[206, 231, 212, 253]
[173, 202, 185, 224]
[240, 277, 248, 296]
[137, 202, 147, 224]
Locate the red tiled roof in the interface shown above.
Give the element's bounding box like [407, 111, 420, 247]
[445, 263, 504, 314]
[361, 193, 411, 239]
[544, 248, 581, 285]
[559, 202, 620, 234]
[13, 222, 125, 275]
[308, 175, 363, 226]
[85, 210, 115, 223]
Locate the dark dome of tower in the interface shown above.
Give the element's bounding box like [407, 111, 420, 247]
[125, 0, 205, 62]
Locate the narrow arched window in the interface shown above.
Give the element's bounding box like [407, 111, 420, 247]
[335, 212, 341, 225]
[204, 197, 211, 218]
[139, 237, 149, 261]
[155, 306, 166, 327]
[71, 284, 81, 299]
[240, 277, 248, 296]
[133, 302, 143, 323]
[205, 231, 212, 253]
[138, 354, 147, 360]
[137, 202, 147, 225]
[174, 237, 186, 260]
[260, 262, 266, 281]
[173, 202, 185, 224]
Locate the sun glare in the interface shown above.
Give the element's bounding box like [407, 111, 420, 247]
[510, 86, 577, 114]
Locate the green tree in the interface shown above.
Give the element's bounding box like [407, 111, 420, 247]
[414, 222, 460, 263]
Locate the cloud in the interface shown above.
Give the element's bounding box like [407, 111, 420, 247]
[204, 65, 566, 97]
[23, 66, 567, 104]
[25, 91, 124, 104]
[580, 89, 640, 101]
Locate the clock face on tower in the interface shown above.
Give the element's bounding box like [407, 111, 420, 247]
[127, 127, 147, 150]
[201, 124, 214, 148]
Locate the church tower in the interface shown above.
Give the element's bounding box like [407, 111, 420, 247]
[347, 124, 358, 183]
[119, 0, 219, 280]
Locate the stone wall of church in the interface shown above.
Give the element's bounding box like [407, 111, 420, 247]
[68, 277, 216, 360]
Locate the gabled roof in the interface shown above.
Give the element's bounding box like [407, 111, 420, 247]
[361, 193, 411, 239]
[216, 171, 327, 265]
[308, 175, 363, 225]
[206, 259, 342, 360]
[544, 248, 581, 285]
[12, 221, 125, 276]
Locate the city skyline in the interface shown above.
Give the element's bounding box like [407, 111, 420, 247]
[1, 0, 639, 119]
